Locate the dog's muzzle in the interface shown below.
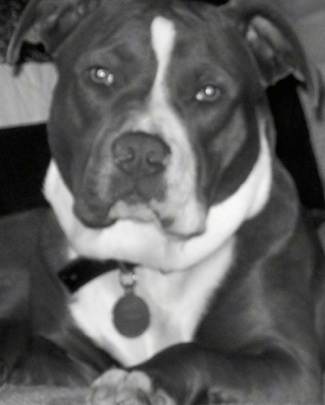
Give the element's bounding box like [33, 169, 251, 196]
[74, 131, 173, 229]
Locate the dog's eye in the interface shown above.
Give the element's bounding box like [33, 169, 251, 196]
[89, 67, 114, 86]
[195, 85, 222, 102]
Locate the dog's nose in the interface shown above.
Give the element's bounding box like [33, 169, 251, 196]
[112, 132, 170, 177]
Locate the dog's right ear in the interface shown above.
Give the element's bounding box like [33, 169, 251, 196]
[6, 0, 100, 64]
[221, 0, 323, 116]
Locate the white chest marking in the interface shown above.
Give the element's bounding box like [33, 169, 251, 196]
[69, 237, 235, 367]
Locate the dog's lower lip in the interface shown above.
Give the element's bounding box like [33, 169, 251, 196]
[76, 212, 118, 229]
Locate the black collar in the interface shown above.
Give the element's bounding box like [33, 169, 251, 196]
[39, 210, 134, 293]
[58, 259, 133, 293]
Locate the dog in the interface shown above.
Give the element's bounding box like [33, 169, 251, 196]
[3, 0, 325, 403]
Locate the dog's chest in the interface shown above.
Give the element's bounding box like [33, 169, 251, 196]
[68, 238, 235, 366]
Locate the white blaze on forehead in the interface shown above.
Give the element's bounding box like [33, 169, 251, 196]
[151, 16, 176, 86]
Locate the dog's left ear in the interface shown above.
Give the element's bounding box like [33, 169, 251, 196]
[224, 0, 322, 111]
[6, 0, 100, 64]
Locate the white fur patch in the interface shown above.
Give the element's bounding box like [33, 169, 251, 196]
[151, 17, 175, 87]
[69, 236, 235, 366]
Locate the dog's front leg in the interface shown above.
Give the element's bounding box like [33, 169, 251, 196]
[88, 343, 322, 405]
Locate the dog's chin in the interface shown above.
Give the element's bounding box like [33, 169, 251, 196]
[76, 200, 204, 241]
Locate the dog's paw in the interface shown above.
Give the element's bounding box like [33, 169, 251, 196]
[88, 369, 176, 405]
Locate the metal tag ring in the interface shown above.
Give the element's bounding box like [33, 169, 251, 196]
[119, 267, 137, 290]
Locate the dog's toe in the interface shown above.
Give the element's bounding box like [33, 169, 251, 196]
[93, 368, 129, 388]
[87, 369, 126, 404]
[88, 370, 176, 405]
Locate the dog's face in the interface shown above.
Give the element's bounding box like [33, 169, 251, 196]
[8, 0, 318, 266]
[48, 1, 267, 238]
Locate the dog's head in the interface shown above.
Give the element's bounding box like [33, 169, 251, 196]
[7, 0, 320, 267]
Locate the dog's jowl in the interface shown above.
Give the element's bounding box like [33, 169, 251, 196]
[3, 0, 325, 403]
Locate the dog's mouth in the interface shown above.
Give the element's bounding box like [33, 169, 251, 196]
[73, 169, 207, 239]
[106, 198, 174, 229]
[75, 190, 155, 225]
[74, 190, 192, 238]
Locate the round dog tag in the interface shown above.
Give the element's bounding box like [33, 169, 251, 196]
[113, 293, 150, 338]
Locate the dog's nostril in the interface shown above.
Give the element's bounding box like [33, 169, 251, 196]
[113, 147, 135, 166]
[112, 132, 170, 177]
[146, 149, 168, 172]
